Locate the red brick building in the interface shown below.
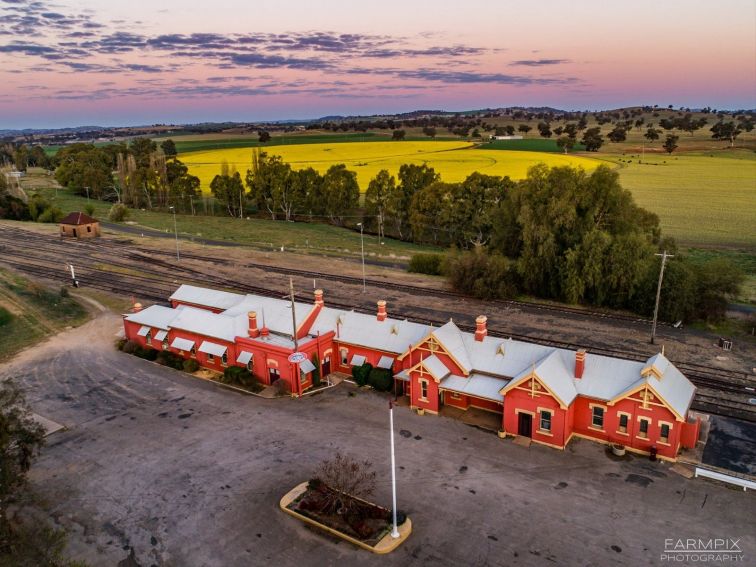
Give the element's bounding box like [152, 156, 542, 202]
[123, 284, 700, 461]
[60, 211, 100, 238]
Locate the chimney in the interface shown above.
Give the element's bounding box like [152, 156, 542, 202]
[314, 289, 324, 307]
[474, 315, 487, 342]
[248, 311, 260, 338]
[377, 300, 387, 322]
[260, 326, 270, 337]
[132, 302, 143, 313]
[575, 349, 586, 379]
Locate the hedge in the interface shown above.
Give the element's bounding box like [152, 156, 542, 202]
[351, 363, 373, 386]
[368, 367, 393, 392]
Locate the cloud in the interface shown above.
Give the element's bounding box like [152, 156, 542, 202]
[509, 59, 570, 66]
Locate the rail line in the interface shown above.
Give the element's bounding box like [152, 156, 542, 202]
[0, 225, 753, 421]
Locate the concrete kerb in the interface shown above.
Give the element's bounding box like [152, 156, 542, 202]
[279, 481, 412, 554]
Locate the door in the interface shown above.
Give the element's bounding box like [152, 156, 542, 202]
[268, 367, 280, 384]
[322, 356, 331, 376]
[72, 228, 77, 237]
[517, 412, 532, 437]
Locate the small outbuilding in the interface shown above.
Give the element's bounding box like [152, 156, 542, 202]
[60, 211, 101, 239]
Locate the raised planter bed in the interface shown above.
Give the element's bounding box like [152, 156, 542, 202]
[279, 481, 412, 554]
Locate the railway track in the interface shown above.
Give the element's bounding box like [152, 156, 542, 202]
[0, 225, 753, 421]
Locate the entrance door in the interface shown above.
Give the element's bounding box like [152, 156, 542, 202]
[72, 228, 77, 237]
[268, 367, 280, 384]
[322, 356, 331, 376]
[517, 412, 532, 437]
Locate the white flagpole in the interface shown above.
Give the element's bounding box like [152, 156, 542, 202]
[389, 400, 400, 538]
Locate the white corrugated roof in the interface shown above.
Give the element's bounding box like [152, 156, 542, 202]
[198, 341, 227, 357]
[236, 351, 252, 364]
[431, 321, 472, 373]
[222, 295, 314, 337]
[168, 307, 247, 342]
[310, 307, 431, 354]
[421, 355, 450, 381]
[154, 330, 168, 341]
[125, 305, 182, 330]
[170, 284, 244, 310]
[641, 353, 696, 418]
[350, 354, 366, 366]
[137, 325, 150, 337]
[300, 359, 316, 373]
[394, 370, 410, 381]
[377, 355, 394, 369]
[441, 373, 508, 402]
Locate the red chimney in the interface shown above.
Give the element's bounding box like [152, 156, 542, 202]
[474, 315, 487, 342]
[248, 311, 260, 338]
[377, 300, 387, 322]
[575, 349, 586, 379]
[314, 289, 324, 307]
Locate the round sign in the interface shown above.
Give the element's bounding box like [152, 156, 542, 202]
[288, 352, 307, 364]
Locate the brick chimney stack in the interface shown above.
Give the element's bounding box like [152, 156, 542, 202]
[377, 300, 387, 322]
[248, 311, 260, 338]
[474, 315, 487, 342]
[314, 289, 324, 307]
[575, 349, 586, 379]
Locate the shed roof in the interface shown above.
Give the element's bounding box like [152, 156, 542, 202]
[169, 284, 244, 311]
[60, 211, 98, 225]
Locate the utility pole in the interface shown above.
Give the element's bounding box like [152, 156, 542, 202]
[356, 222, 366, 292]
[169, 205, 180, 261]
[289, 277, 298, 352]
[650, 250, 674, 344]
[389, 400, 400, 539]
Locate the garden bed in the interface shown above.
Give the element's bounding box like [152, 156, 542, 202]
[280, 481, 411, 554]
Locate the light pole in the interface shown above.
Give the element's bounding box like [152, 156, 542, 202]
[650, 250, 673, 344]
[389, 400, 400, 539]
[84, 186, 90, 203]
[356, 222, 366, 293]
[169, 206, 180, 261]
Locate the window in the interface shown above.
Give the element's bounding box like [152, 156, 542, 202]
[145, 331, 151, 345]
[246, 356, 253, 372]
[340, 349, 348, 365]
[221, 352, 228, 367]
[87, 225, 91, 233]
[660, 423, 670, 444]
[591, 406, 604, 429]
[207, 353, 215, 362]
[638, 418, 649, 439]
[539, 410, 552, 432]
[300, 369, 307, 384]
[162, 339, 169, 350]
[420, 380, 428, 400]
[449, 392, 460, 399]
[618, 414, 629, 434]
[190, 345, 196, 358]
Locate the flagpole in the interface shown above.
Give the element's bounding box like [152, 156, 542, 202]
[389, 400, 400, 538]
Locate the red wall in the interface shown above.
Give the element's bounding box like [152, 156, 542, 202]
[332, 341, 398, 375]
[503, 385, 567, 447]
[409, 369, 440, 413]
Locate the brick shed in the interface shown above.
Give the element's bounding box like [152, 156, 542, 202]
[60, 211, 101, 239]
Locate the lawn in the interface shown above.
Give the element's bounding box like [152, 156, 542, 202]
[600, 150, 756, 248]
[0, 268, 89, 361]
[28, 186, 439, 261]
[181, 140, 601, 191]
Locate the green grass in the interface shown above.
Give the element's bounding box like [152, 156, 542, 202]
[29, 185, 439, 260]
[481, 139, 586, 152]
[0, 269, 89, 361]
[169, 132, 387, 154]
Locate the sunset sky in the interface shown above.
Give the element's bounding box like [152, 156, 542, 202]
[1, 0, 754, 128]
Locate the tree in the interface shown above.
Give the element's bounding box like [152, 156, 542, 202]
[313, 452, 376, 516]
[258, 130, 271, 143]
[387, 164, 439, 240]
[537, 122, 552, 138]
[210, 168, 245, 217]
[364, 169, 395, 242]
[1, 381, 45, 548]
[422, 126, 437, 138]
[517, 124, 532, 136]
[710, 121, 741, 147]
[644, 127, 660, 142]
[160, 139, 177, 157]
[607, 126, 627, 143]
[556, 136, 575, 154]
[662, 134, 679, 154]
[391, 129, 406, 140]
[580, 127, 604, 151]
[129, 138, 157, 169]
[246, 151, 293, 220]
[53, 144, 113, 199]
[322, 164, 359, 225]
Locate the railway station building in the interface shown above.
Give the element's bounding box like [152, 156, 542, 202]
[123, 284, 701, 461]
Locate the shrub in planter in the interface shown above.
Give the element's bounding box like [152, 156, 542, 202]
[134, 345, 158, 360]
[183, 359, 199, 373]
[223, 365, 254, 386]
[115, 338, 127, 351]
[367, 368, 393, 392]
[351, 363, 372, 387]
[274, 379, 291, 396]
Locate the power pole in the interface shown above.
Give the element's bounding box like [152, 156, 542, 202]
[289, 277, 298, 352]
[650, 250, 674, 345]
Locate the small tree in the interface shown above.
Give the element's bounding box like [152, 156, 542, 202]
[311, 353, 321, 386]
[84, 203, 95, 216]
[556, 136, 575, 154]
[392, 129, 406, 141]
[313, 452, 376, 516]
[663, 134, 679, 154]
[108, 203, 130, 222]
[160, 139, 177, 157]
[517, 124, 532, 136]
[644, 127, 660, 142]
[1, 381, 45, 546]
[258, 131, 271, 143]
[422, 126, 436, 138]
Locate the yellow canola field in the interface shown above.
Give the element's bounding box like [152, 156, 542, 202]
[181, 141, 601, 192]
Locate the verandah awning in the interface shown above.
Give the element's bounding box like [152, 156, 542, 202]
[236, 351, 253, 365]
[377, 355, 395, 369]
[299, 359, 316, 373]
[154, 330, 168, 341]
[171, 337, 195, 351]
[198, 341, 227, 357]
[350, 354, 366, 366]
[137, 325, 150, 337]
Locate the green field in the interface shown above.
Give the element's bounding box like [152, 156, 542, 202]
[601, 150, 756, 248]
[181, 140, 601, 190]
[482, 139, 586, 152]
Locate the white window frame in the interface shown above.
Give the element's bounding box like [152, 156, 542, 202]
[539, 409, 552, 433]
[637, 417, 650, 439]
[590, 405, 605, 430]
[340, 348, 348, 365]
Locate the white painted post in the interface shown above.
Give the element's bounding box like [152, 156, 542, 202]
[389, 400, 400, 538]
